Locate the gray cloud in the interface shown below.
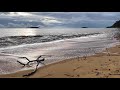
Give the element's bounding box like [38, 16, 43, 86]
[0, 24, 5, 27]
[0, 12, 120, 28]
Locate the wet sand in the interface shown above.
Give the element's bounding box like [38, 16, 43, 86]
[1, 45, 120, 78]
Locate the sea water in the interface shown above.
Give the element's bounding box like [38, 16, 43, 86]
[0, 28, 120, 74]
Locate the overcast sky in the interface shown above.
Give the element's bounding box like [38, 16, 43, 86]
[0, 12, 120, 28]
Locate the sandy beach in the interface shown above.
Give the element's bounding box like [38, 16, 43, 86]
[1, 44, 120, 78]
[1, 12, 120, 78]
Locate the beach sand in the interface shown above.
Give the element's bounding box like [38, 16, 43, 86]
[1, 45, 120, 78]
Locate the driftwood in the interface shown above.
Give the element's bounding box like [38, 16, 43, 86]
[23, 68, 37, 77]
[23, 62, 40, 77]
[17, 55, 47, 77]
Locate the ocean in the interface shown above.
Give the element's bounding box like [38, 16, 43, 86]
[0, 28, 120, 74]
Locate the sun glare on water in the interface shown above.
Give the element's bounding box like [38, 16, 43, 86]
[19, 29, 37, 36]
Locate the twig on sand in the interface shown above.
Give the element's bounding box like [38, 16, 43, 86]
[17, 55, 46, 77]
[83, 55, 87, 60]
[77, 56, 80, 61]
[96, 72, 100, 76]
[64, 74, 74, 77]
[73, 66, 81, 71]
[106, 48, 110, 56]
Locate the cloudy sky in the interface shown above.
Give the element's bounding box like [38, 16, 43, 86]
[0, 12, 120, 28]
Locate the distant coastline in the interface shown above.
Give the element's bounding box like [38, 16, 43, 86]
[27, 27, 39, 28]
[81, 27, 88, 28]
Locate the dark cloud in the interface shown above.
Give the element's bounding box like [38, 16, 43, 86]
[0, 12, 120, 28]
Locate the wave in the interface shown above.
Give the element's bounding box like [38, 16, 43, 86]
[0, 33, 100, 48]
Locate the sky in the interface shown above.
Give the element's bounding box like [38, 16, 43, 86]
[0, 12, 120, 28]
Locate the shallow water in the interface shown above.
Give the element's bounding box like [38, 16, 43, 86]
[0, 28, 120, 74]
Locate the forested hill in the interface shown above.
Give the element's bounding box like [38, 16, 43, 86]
[107, 20, 120, 28]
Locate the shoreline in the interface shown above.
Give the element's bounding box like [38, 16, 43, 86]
[1, 44, 120, 78]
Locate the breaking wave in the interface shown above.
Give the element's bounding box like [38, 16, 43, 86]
[0, 33, 100, 48]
